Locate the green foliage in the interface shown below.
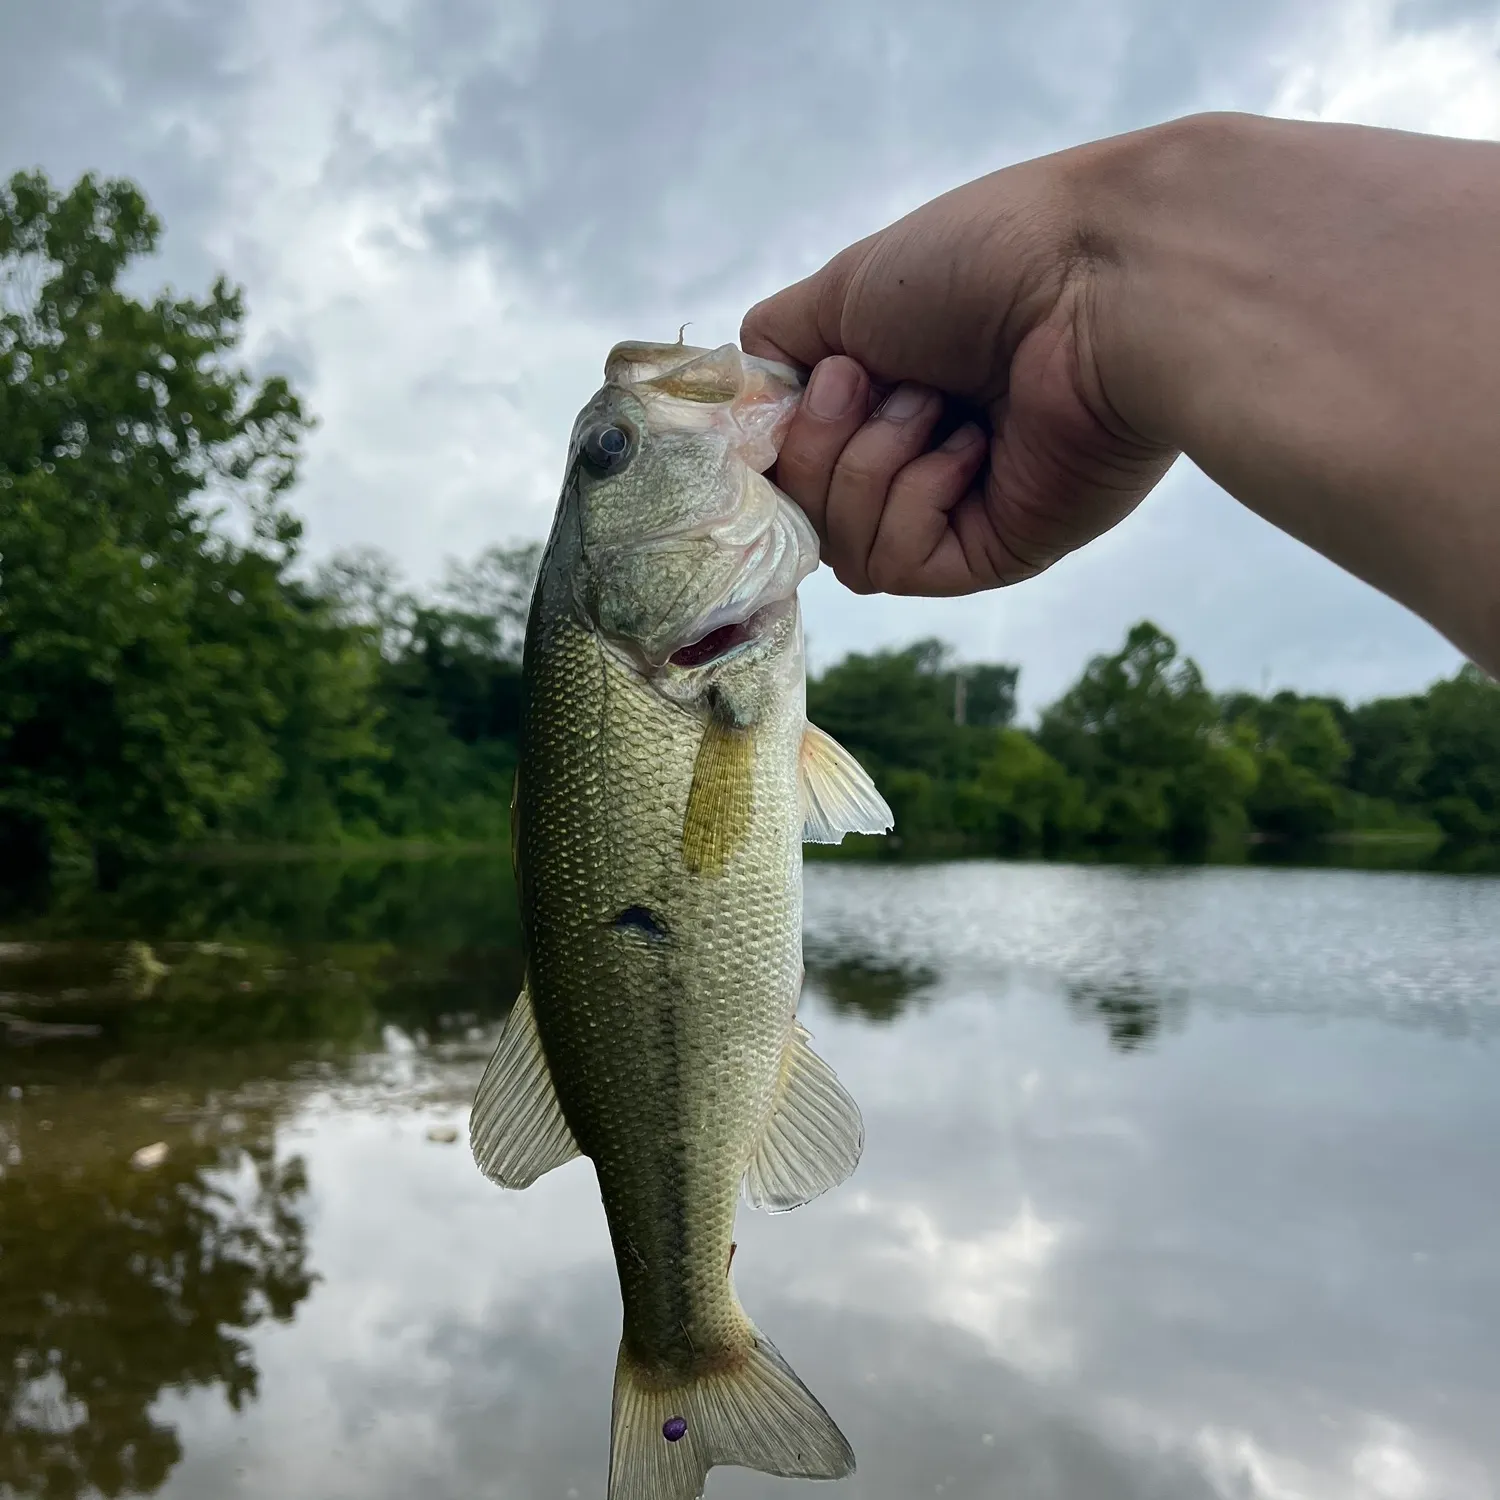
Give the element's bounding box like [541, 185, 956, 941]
[0, 170, 363, 867]
[0, 170, 532, 874]
[1345, 695, 1430, 805]
[1037, 623, 1256, 852]
[808, 638, 997, 781]
[806, 640, 1029, 854]
[1419, 666, 1500, 841]
[313, 541, 538, 839]
[1228, 693, 1352, 840]
[806, 617, 1494, 862]
[957, 729, 1094, 851]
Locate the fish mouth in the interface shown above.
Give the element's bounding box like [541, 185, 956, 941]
[604, 340, 804, 474]
[606, 340, 802, 401]
[667, 602, 782, 669]
[621, 484, 818, 673]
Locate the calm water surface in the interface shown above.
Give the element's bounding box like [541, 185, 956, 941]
[2, 857, 1498, 1500]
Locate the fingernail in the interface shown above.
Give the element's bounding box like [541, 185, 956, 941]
[876, 383, 931, 422]
[806, 360, 859, 420]
[939, 422, 984, 454]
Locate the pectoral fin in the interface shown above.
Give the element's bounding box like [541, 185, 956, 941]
[470, 980, 581, 1188]
[799, 723, 894, 843]
[743, 1021, 864, 1212]
[682, 719, 756, 876]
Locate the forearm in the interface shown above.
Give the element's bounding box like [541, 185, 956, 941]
[1083, 112, 1500, 675]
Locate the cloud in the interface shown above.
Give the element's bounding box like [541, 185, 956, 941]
[1271, 0, 1500, 135]
[1, 0, 1493, 706]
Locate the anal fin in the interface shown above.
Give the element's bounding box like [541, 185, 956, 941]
[744, 1021, 864, 1213]
[799, 722, 894, 843]
[469, 979, 581, 1188]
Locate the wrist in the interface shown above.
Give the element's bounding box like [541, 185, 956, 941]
[1068, 111, 1500, 674]
[1065, 110, 1282, 451]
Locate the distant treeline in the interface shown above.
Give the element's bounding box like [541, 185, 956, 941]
[3, 168, 1498, 882]
[809, 627, 1499, 858]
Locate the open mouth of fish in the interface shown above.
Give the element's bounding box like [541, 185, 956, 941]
[667, 602, 781, 668]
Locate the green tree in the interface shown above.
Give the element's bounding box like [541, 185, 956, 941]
[1038, 622, 1257, 851]
[953, 662, 1018, 728]
[1420, 665, 1500, 841]
[1344, 695, 1430, 806]
[956, 728, 1094, 851]
[1230, 692, 1352, 840]
[313, 543, 540, 839]
[806, 640, 1028, 851]
[808, 638, 969, 776]
[0, 170, 375, 874]
[437, 540, 541, 665]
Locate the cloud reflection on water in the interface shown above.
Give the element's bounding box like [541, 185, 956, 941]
[5, 859, 1498, 1499]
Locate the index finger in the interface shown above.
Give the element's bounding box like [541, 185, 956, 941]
[739, 237, 875, 371]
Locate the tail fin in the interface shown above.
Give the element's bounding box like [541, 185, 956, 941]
[608, 1326, 854, 1500]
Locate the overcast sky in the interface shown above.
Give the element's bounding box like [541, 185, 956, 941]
[5, 0, 1497, 711]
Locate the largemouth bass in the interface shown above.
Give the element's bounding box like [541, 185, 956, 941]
[469, 338, 893, 1500]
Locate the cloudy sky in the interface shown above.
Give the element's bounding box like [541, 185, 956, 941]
[5, 0, 1497, 711]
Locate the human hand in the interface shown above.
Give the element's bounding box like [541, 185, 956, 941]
[740, 142, 1176, 596]
[744, 114, 1500, 678]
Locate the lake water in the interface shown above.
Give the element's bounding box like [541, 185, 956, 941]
[3, 857, 1499, 1500]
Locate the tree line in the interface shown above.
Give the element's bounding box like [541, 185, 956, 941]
[809, 627, 1499, 858]
[2, 169, 1496, 883]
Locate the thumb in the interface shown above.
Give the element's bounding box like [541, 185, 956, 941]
[739, 237, 876, 371]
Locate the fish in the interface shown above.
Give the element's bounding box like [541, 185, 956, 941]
[468, 337, 894, 1500]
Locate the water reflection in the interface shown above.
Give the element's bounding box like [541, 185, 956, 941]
[1065, 977, 1184, 1052]
[0, 854, 1497, 1499]
[0, 851, 522, 957]
[804, 946, 937, 1023]
[0, 855, 523, 1061]
[0, 1083, 313, 1499]
[0, 856, 523, 1498]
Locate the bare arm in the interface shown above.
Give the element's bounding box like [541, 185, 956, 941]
[742, 112, 1500, 676]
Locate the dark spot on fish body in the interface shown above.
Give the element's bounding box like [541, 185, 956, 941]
[613, 906, 669, 941]
[663, 1416, 688, 1443]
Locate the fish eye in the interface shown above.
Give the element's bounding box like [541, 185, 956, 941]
[581, 421, 634, 475]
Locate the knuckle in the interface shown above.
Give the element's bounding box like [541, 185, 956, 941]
[989, 487, 1064, 576]
[833, 440, 901, 493]
[774, 431, 831, 495]
[830, 558, 874, 595]
[864, 549, 907, 594]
